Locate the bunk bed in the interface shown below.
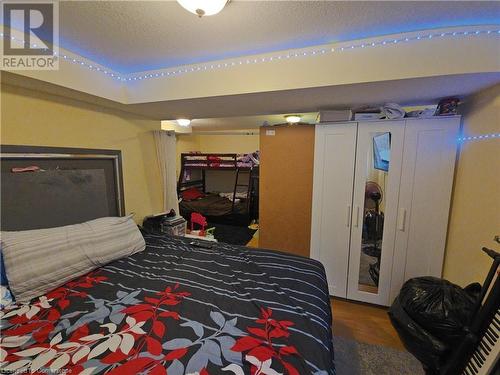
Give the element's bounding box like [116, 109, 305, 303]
[178, 152, 259, 226]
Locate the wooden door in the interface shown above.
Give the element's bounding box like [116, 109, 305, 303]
[259, 125, 315, 257]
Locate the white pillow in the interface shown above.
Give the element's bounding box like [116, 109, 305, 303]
[1, 215, 145, 303]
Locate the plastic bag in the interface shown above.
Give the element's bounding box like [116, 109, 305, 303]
[397, 277, 478, 345]
[388, 297, 447, 372]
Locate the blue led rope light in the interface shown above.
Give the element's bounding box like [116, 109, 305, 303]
[458, 133, 500, 142]
[1, 28, 499, 82]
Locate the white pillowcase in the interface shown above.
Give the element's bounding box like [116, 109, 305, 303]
[1, 215, 145, 303]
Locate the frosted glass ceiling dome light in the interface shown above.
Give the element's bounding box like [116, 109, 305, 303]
[176, 0, 229, 17]
[285, 115, 301, 124]
[176, 119, 191, 127]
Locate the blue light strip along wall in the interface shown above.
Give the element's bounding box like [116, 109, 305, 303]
[458, 133, 500, 142]
[2, 28, 499, 82]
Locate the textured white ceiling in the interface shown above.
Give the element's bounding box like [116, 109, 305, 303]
[59, 1, 500, 73]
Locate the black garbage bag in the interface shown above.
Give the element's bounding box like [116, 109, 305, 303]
[464, 281, 482, 301]
[389, 298, 448, 372]
[398, 277, 478, 345]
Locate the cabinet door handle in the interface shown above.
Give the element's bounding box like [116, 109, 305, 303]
[346, 205, 351, 227]
[398, 208, 407, 231]
[354, 206, 360, 228]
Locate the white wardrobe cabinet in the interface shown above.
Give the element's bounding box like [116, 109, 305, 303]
[310, 124, 357, 297]
[310, 117, 460, 306]
[389, 117, 461, 301]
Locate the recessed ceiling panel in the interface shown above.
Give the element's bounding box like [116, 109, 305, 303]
[59, 1, 500, 73]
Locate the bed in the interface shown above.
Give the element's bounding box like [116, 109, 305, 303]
[1, 235, 334, 374]
[178, 153, 259, 225]
[0, 146, 334, 375]
[180, 193, 248, 217]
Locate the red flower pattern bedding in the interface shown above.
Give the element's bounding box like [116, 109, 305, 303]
[0, 234, 334, 374]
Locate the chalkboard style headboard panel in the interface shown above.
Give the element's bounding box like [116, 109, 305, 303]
[1, 145, 125, 231]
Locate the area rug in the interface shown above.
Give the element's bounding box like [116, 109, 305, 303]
[334, 336, 424, 375]
[207, 222, 257, 245]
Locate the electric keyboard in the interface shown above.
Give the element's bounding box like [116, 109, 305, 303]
[462, 310, 499, 375]
[441, 247, 500, 375]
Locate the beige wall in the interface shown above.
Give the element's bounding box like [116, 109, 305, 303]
[443, 84, 500, 286]
[195, 133, 259, 154]
[0, 83, 163, 223]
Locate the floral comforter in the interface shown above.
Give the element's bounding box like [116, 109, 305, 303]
[0, 234, 334, 374]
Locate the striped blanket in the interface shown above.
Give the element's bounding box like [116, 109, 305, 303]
[0, 234, 334, 374]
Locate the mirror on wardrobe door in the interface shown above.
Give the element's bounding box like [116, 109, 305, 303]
[358, 132, 391, 294]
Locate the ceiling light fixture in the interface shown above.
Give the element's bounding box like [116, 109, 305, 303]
[285, 115, 301, 124]
[176, 119, 191, 127]
[176, 0, 229, 17]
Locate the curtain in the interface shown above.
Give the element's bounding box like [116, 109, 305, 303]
[153, 130, 179, 214]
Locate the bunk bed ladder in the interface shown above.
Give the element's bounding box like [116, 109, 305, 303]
[232, 167, 253, 213]
[249, 168, 259, 220]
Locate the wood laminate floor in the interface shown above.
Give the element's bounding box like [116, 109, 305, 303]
[246, 230, 259, 248]
[331, 298, 404, 350]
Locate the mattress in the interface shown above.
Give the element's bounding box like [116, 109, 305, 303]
[180, 193, 247, 217]
[0, 235, 334, 374]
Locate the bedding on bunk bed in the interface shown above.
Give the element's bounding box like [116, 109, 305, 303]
[0, 234, 334, 375]
[182, 151, 259, 169]
[180, 193, 247, 217]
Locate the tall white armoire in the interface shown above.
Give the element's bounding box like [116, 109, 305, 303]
[310, 117, 460, 306]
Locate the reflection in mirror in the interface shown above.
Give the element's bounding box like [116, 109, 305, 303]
[358, 132, 391, 294]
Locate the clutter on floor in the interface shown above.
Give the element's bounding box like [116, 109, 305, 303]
[185, 212, 217, 241]
[389, 246, 499, 375]
[207, 222, 257, 245]
[142, 210, 187, 236]
[248, 220, 259, 230]
[182, 211, 257, 245]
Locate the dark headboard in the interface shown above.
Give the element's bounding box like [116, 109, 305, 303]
[1, 145, 125, 231]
